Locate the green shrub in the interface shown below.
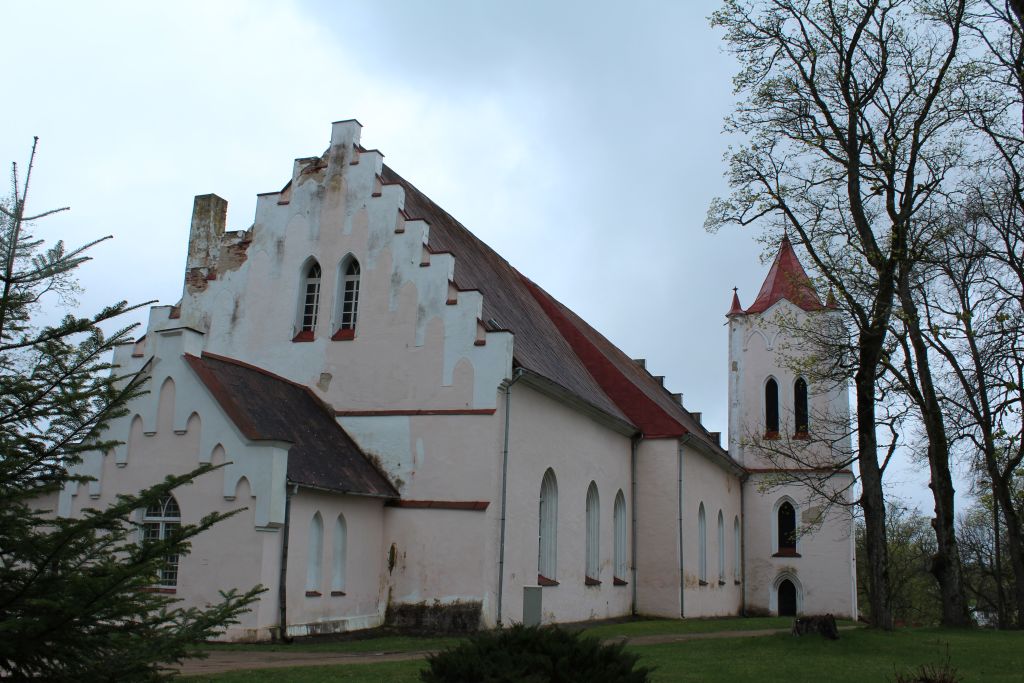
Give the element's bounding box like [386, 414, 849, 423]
[420, 624, 653, 683]
[892, 647, 962, 683]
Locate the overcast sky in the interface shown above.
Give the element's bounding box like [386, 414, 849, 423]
[0, 0, 950, 510]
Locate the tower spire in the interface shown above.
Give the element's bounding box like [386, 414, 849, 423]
[727, 287, 744, 316]
[744, 236, 825, 314]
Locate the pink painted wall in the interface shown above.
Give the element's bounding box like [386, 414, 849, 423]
[680, 441, 743, 617]
[500, 383, 633, 625]
[634, 437, 681, 618]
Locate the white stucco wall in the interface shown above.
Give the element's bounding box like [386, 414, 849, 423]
[680, 441, 744, 617]
[727, 297, 857, 618]
[285, 490, 387, 636]
[743, 475, 857, 618]
[500, 383, 633, 626]
[634, 437, 681, 618]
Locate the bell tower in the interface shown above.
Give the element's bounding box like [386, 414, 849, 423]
[728, 235, 857, 618]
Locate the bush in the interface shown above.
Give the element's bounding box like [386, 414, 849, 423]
[892, 647, 962, 683]
[420, 624, 652, 683]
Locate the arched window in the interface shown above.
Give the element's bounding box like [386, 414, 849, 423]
[334, 257, 361, 340]
[143, 494, 181, 588]
[733, 516, 741, 582]
[538, 469, 558, 584]
[306, 512, 323, 594]
[698, 502, 707, 584]
[297, 261, 322, 340]
[794, 378, 809, 436]
[765, 378, 779, 435]
[778, 501, 796, 554]
[585, 482, 600, 583]
[332, 514, 347, 595]
[613, 490, 627, 582]
[717, 510, 725, 583]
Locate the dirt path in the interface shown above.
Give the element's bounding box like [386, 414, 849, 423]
[179, 626, 856, 676]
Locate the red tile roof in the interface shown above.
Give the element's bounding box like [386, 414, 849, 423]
[185, 352, 398, 497]
[745, 235, 825, 314]
[382, 166, 728, 455]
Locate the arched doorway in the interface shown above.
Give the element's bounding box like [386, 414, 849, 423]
[778, 579, 797, 616]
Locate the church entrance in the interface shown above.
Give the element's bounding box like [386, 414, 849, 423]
[778, 579, 797, 616]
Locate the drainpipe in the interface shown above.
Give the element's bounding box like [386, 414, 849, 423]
[630, 434, 641, 616]
[677, 437, 687, 618]
[277, 482, 297, 643]
[496, 368, 524, 627]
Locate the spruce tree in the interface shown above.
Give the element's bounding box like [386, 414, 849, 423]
[0, 139, 262, 680]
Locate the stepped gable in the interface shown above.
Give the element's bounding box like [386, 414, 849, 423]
[380, 165, 629, 425]
[745, 235, 825, 314]
[185, 352, 398, 498]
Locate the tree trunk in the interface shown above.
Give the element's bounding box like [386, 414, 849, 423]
[898, 282, 970, 627]
[855, 362, 893, 630]
[994, 477, 1024, 627]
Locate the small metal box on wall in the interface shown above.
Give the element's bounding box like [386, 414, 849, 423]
[523, 585, 542, 627]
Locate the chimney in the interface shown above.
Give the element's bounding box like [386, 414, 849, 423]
[691, 412, 702, 425]
[710, 431, 721, 447]
[186, 194, 227, 275]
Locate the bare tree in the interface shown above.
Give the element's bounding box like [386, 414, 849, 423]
[708, 0, 970, 627]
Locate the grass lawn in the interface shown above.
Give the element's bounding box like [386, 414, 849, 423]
[579, 615, 802, 639]
[636, 627, 1024, 682]
[184, 619, 1024, 682]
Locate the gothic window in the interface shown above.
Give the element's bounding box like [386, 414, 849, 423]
[143, 494, 181, 588]
[334, 257, 360, 340]
[765, 378, 779, 436]
[306, 512, 323, 594]
[717, 510, 725, 584]
[585, 482, 600, 583]
[297, 261, 322, 339]
[538, 469, 558, 584]
[778, 501, 796, 554]
[698, 502, 707, 584]
[332, 514, 347, 595]
[795, 378, 809, 436]
[733, 515, 741, 582]
[613, 490, 627, 582]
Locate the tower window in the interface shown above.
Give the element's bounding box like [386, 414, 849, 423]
[334, 258, 360, 340]
[778, 501, 796, 554]
[296, 261, 322, 341]
[765, 378, 779, 437]
[143, 494, 181, 589]
[795, 378, 809, 436]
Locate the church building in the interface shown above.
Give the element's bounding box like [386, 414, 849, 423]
[58, 119, 857, 640]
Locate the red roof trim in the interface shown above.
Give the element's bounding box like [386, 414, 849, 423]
[522, 278, 686, 438]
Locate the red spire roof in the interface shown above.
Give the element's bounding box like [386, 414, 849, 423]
[727, 287, 744, 316]
[746, 235, 825, 314]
